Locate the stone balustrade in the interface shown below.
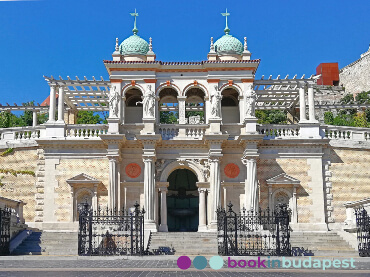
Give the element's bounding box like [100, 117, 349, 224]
[321, 125, 369, 141]
[0, 126, 45, 141]
[157, 124, 207, 140]
[258, 124, 300, 139]
[65, 124, 108, 138]
[158, 126, 179, 140]
[343, 198, 370, 229]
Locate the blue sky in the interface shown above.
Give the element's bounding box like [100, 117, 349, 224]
[0, 0, 369, 105]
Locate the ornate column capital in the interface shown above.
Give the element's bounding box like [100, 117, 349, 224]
[158, 187, 168, 193]
[198, 188, 208, 193]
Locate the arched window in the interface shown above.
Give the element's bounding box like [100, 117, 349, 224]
[159, 88, 178, 124]
[185, 88, 205, 124]
[221, 88, 240, 123]
[125, 88, 143, 123]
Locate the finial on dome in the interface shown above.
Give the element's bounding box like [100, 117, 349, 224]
[149, 37, 153, 52]
[115, 38, 119, 52]
[221, 8, 230, 35]
[130, 9, 139, 35]
[210, 37, 215, 52]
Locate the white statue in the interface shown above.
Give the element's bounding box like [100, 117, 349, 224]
[210, 85, 222, 118]
[245, 84, 256, 118]
[109, 86, 120, 118]
[137, 85, 156, 118]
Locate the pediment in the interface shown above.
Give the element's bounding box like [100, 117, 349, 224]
[66, 173, 100, 184]
[266, 173, 300, 185]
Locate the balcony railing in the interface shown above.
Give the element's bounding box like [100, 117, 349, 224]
[320, 125, 369, 141]
[157, 124, 207, 140]
[0, 126, 45, 141]
[65, 124, 108, 138]
[257, 124, 300, 139]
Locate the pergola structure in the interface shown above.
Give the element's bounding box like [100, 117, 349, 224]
[2, 74, 370, 126]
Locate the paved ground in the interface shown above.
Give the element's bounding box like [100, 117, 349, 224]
[0, 257, 369, 277]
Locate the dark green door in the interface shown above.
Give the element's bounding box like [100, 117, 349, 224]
[166, 169, 199, 232]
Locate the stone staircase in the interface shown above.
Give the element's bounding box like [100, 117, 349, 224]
[290, 231, 358, 257]
[12, 231, 78, 255]
[147, 232, 218, 256]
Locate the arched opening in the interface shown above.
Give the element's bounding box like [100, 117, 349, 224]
[159, 88, 179, 124]
[125, 88, 143, 123]
[166, 169, 199, 232]
[185, 88, 205, 124]
[221, 88, 240, 123]
[75, 189, 93, 221]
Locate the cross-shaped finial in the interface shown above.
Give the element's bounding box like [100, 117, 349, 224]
[130, 9, 139, 35]
[221, 8, 230, 34]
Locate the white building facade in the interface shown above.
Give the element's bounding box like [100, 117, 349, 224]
[1, 14, 369, 235]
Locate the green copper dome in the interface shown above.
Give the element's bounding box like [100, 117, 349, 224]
[214, 34, 243, 55]
[119, 34, 149, 55]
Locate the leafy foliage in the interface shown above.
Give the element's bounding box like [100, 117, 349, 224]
[0, 101, 47, 128]
[160, 111, 178, 124]
[76, 111, 103, 124]
[255, 110, 287, 124]
[325, 90, 370, 127]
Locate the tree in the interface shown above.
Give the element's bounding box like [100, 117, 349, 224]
[76, 111, 103, 124]
[255, 110, 287, 124]
[160, 111, 178, 124]
[324, 111, 334, 125]
[353, 112, 368, 128]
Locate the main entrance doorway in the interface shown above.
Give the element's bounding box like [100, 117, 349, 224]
[166, 169, 199, 232]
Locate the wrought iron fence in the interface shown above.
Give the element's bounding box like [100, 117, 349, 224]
[0, 207, 11, 256]
[78, 202, 145, 256]
[355, 207, 370, 257]
[217, 202, 291, 256]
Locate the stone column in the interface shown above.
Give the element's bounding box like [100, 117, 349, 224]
[93, 184, 98, 212]
[108, 156, 119, 209]
[158, 187, 168, 232]
[143, 156, 156, 230]
[243, 158, 259, 211]
[32, 110, 37, 127]
[70, 187, 75, 222]
[292, 185, 298, 223]
[299, 84, 307, 122]
[268, 185, 273, 211]
[198, 188, 207, 231]
[178, 96, 186, 124]
[57, 86, 65, 122]
[48, 85, 56, 122]
[307, 85, 316, 122]
[209, 156, 221, 227]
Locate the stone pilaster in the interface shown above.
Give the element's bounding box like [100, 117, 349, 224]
[158, 184, 169, 232]
[108, 156, 120, 209]
[242, 157, 259, 211]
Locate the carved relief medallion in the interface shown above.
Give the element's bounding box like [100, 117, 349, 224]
[125, 163, 141, 178]
[224, 163, 240, 178]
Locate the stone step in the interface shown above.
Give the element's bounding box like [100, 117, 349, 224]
[12, 231, 78, 256]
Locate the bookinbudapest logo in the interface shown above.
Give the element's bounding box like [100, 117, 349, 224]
[177, 256, 356, 271]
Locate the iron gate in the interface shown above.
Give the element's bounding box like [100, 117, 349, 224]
[0, 207, 11, 256]
[78, 202, 145, 256]
[217, 203, 291, 256]
[355, 207, 370, 257]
